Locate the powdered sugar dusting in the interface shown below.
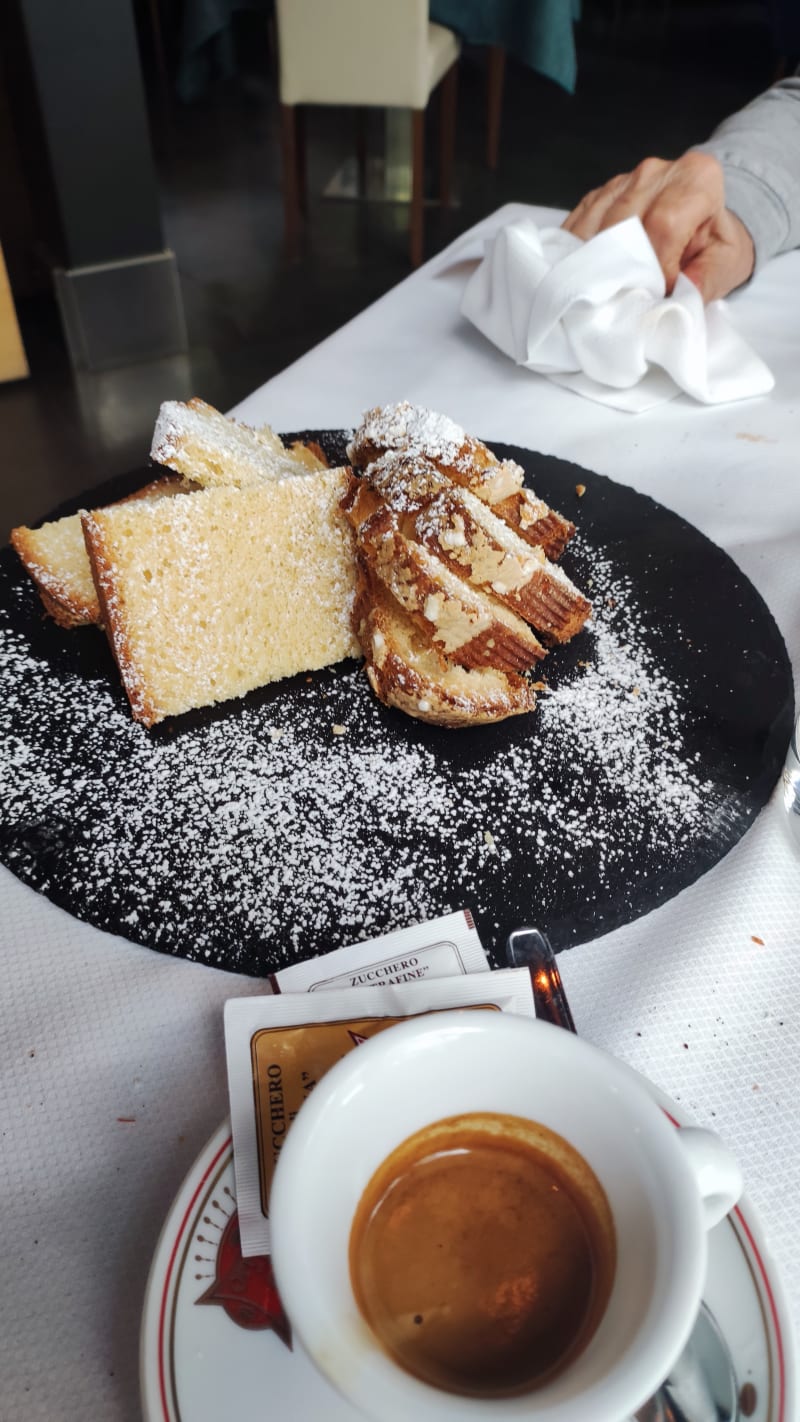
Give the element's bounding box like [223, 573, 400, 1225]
[348, 402, 525, 501]
[0, 523, 738, 975]
[150, 399, 309, 486]
[347, 403, 470, 468]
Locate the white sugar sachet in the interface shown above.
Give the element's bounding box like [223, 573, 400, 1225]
[226, 966, 535, 1257]
[270, 908, 488, 993]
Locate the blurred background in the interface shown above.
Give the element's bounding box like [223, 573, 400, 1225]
[0, 0, 794, 531]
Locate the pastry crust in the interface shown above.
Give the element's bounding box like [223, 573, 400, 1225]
[490, 489, 575, 561]
[359, 452, 591, 644]
[348, 401, 575, 559]
[355, 572, 538, 728]
[82, 509, 158, 724]
[357, 507, 545, 674]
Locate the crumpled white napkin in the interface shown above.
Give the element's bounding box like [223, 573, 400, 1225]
[460, 216, 774, 412]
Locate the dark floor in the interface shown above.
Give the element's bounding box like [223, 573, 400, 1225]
[1, 1, 780, 533]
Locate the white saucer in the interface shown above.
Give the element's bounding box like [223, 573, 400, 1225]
[140, 1089, 796, 1422]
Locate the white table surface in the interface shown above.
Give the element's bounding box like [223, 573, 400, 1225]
[2, 204, 799, 1420]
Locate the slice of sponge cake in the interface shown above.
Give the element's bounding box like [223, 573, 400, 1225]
[12, 514, 104, 628]
[82, 469, 358, 726]
[11, 477, 188, 628]
[12, 400, 326, 633]
[150, 397, 325, 488]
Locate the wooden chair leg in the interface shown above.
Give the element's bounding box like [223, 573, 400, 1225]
[280, 103, 303, 248]
[486, 45, 506, 171]
[439, 63, 457, 208]
[410, 109, 425, 268]
[355, 107, 368, 196]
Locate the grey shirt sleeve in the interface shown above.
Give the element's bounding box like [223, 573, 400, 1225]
[694, 73, 800, 271]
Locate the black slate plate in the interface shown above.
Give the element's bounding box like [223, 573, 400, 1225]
[0, 434, 793, 976]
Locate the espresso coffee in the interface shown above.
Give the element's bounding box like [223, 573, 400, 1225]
[349, 1112, 616, 1397]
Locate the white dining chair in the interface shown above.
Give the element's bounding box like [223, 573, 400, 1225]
[274, 0, 460, 266]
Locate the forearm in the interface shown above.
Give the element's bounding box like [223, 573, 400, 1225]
[695, 76, 800, 270]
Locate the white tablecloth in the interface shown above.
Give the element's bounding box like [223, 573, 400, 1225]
[2, 205, 798, 1419]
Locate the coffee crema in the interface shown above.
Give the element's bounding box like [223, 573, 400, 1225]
[349, 1112, 616, 1397]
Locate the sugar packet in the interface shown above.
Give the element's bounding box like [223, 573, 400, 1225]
[226, 967, 535, 1257]
[270, 908, 488, 993]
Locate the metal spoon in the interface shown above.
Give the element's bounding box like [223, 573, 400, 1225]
[506, 927, 739, 1422]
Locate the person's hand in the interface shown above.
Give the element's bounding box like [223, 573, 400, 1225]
[562, 152, 755, 302]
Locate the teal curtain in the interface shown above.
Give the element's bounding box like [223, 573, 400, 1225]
[430, 0, 581, 94]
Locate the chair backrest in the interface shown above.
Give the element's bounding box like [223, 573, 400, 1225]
[276, 0, 431, 109]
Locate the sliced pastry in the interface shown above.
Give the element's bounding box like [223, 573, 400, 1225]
[354, 572, 538, 728]
[355, 507, 546, 674]
[82, 468, 358, 726]
[347, 401, 574, 559]
[359, 452, 590, 644]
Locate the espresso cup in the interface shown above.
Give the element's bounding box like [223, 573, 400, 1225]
[269, 1011, 742, 1422]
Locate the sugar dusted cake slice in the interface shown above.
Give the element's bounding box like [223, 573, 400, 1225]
[82, 469, 358, 726]
[11, 478, 188, 628]
[150, 397, 325, 488]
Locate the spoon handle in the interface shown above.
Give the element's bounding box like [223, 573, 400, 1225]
[506, 927, 577, 1035]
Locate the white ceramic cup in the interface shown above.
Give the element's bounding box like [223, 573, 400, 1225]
[269, 1011, 742, 1422]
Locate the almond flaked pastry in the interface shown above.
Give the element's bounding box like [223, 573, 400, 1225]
[348, 401, 524, 504]
[343, 415, 591, 727]
[354, 571, 538, 728]
[355, 452, 590, 644]
[347, 401, 575, 559]
[414, 488, 590, 643]
[356, 507, 545, 675]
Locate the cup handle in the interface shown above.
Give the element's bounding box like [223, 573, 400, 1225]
[676, 1127, 744, 1229]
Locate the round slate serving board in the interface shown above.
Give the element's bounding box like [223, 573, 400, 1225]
[0, 435, 793, 976]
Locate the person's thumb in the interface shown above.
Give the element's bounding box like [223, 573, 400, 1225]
[682, 217, 755, 303]
[681, 246, 730, 303]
